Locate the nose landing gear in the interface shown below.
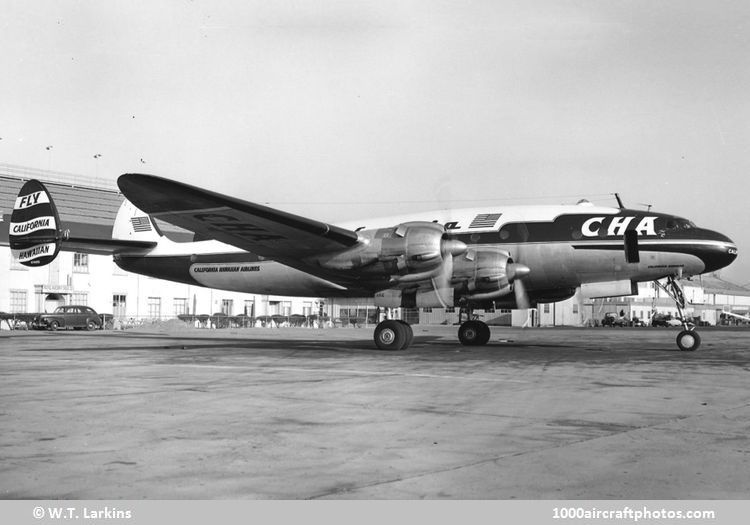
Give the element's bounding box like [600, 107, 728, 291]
[655, 276, 701, 351]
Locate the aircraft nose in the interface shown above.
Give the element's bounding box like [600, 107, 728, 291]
[697, 229, 738, 273]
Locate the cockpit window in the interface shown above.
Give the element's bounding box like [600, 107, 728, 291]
[665, 218, 696, 230]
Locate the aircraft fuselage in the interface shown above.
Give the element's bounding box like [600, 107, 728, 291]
[114, 204, 737, 306]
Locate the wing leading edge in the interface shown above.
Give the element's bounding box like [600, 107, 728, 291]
[117, 174, 360, 261]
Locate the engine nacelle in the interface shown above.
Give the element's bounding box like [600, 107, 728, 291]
[452, 247, 515, 301]
[316, 221, 465, 282]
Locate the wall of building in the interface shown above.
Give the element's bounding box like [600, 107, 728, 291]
[0, 247, 319, 321]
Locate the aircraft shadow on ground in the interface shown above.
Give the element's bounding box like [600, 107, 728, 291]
[12, 329, 744, 361]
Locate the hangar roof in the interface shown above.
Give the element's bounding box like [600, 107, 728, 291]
[0, 164, 189, 240]
[699, 275, 750, 297]
[1, 173, 121, 225]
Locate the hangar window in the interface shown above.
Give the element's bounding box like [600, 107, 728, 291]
[174, 298, 188, 316]
[221, 299, 234, 316]
[72, 292, 88, 306]
[113, 295, 127, 317]
[147, 297, 161, 319]
[543, 304, 550, 313]
[73, 253, 89, 273]
[10, 290, 27, 313]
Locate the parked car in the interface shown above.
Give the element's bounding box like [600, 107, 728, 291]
[34, 305, 103, 331]
[651, 313, 685, 328]
[601, 312, 630, 327]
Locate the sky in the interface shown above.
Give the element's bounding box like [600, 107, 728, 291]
[1, 0, 748, 283]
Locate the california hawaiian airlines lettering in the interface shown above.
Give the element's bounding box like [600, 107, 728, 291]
[581, 216, 657, 237]
[10, 216, 56, 235]
[13, 243, 55, 263]
[14, 191, 50, 210]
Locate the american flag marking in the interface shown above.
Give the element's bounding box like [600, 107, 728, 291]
[131, 216, 152, 232]
[468, 213, 502, 229]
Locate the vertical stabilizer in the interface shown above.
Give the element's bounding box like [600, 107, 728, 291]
[9, 180, 63, 266]
[112, 198, 162, 243]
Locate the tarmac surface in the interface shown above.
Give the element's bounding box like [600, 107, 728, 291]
[1, 324, 749, 499]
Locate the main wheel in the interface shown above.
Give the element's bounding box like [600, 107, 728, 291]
[458, 320, 491, 346]
[374, 320, 409, 351]
[398, 321, 414, 348]
[677, 329, 701, 351]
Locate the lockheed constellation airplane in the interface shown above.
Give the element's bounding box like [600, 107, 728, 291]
[9, 176, 737, 351]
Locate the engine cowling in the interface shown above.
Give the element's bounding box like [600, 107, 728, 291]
[316, 221, 466, 283]
[452, 247, 530, 302]
[379, 222, 465, 281]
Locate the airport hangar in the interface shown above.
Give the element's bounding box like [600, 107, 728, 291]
[1, 162, 749, 328]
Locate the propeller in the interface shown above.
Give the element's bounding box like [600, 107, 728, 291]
[428, 235, 467, 306]
[507, 262, 531, 309]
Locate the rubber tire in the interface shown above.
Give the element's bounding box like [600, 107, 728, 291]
[458, 320, 491, 346]
[398, 321, 414, 349]
[49, 320, 59, 331]
[86, 319, 99, 331]
[677, 330, 701, 351]
[374, 320, 408, 351]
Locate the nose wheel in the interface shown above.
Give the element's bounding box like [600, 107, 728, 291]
[676, 329, 701, 352]
[655, 276, 701, 351]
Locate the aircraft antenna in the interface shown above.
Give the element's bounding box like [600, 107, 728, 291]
[613, 193, 625, 210]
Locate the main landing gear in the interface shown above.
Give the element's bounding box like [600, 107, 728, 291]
[373, 319, 414, 350]
[374, 308, 493, 351]
[458, 319, 491, 346]
[655, 276, 701, 351]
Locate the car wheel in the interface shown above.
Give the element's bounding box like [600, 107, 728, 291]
[49, 320, 59, 331]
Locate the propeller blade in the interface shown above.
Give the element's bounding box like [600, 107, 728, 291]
[430, 252, 454, 307]
[514, 277, 531, 309]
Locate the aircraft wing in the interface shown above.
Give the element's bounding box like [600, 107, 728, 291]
[118, 174, 360, 260]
